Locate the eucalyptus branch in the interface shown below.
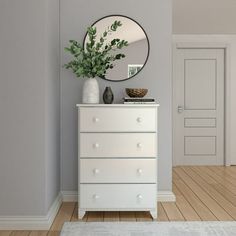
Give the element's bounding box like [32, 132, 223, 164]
[64, 20, 128, 78]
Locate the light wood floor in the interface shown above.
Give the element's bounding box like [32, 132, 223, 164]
[1, 166, 236, 235]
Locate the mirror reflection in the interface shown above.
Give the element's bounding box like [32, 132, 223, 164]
[84, 15, 150, 81]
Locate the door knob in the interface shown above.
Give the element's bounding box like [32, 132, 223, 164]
[177, 106, 184, 113]
[93, 168, 100, 174]
[137, 169, 143, 175]
[137, 143, 142, 148]
[93, 143, 99, 148]
[93, 194, 100, 200]
[136, 117, 142, 123]
[137, 194, 143, 200]
[93, 117, 99, 123]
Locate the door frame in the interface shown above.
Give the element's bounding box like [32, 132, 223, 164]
[172, 42, 231, 166]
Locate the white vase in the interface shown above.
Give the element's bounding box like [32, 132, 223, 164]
[82, 78, 100, 104]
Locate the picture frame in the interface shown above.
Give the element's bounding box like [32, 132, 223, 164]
[128, 64, 143, 77]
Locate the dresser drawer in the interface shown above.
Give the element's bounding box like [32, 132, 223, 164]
[80, 133, 157, 158]
[80, 159, 156, 183]
[79, 107, 156, 132]
[80, 184, 156, 210]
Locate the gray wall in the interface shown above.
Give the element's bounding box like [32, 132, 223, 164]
[173, 0, 236, 34]
[60, 0, 173, 192]
[45, 0, 60, 212]
[0, 0, 60, 216]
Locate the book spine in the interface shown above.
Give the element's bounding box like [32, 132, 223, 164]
[124, 102, 156, 104]
[124, 99, 155, 102]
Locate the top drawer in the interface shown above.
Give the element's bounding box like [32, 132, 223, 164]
[79, 107, 157, 132]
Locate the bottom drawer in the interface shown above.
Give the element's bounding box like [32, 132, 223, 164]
[80, 184, 156, 210]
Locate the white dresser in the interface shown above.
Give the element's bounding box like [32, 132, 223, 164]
[77, 104, 159, 219]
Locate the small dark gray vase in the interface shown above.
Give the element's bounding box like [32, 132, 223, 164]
[103, 86, 114, 104]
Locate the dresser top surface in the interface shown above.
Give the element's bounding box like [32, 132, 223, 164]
[76, 103, 160, 107]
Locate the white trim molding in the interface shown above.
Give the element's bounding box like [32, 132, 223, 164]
[61, 191, 176, 203]
[175, 42, 229, 49]
[0, 193, 62, 230]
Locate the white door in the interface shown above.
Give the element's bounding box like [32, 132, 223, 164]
[173, 47, 224, 166]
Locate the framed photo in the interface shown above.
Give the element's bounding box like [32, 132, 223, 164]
[128, 64, 143, 77]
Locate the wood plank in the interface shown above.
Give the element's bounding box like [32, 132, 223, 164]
[192, 166, 218, 184]
[214, 166, 236, 183]
[135, 212, 152, 221]
[0, 231, 12, 236]
[103, 212, 120, 222]
[119, 212, 136, 221]
[173, 171, 217, 221]
[216, 166, 236, 180]
[46, 232, 59, 236]
[86, 212, 104, 222]
[173, 183, 201, 221]
[173, 182, 183, 197]
[70, 203, 78, 222]
[173, 170, 180, 180]
[49, 202, 75, 234]
[28, 232, 48, 236]
[161, 202, 185, 221]
[10, 232, 30, 236]
[200, 166, 236, 194]
[226, 166, 236, 176]
[207, 166, 236, 187]
[216, 166, 236, 179]
[183, 167, 236, 220]
[157, 203, 169, 221]
[211, 183, 236, 206]
[193, 166, 236, 207]
[0, 230, 12, 236]
[175, 167, 233, 221]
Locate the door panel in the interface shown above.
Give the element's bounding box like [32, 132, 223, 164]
[173, 48, 224, 166]
[184, 59, 216, 110]
[184, 136, 216, 156]
[184, 118, 216, 128]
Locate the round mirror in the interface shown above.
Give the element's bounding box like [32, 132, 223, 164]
[84, 15, 150, 82]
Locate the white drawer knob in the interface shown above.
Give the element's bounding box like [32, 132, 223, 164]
[137, 194, 143, 200]
[137, 169, 143, 174]
[93, 168, 100, 174]
[137, 143, 142, 148]
[93, 143, 99, 148]
[93, 117, 100, 123]
[93, 194, 100, 200]
[136, 117, 142, 123]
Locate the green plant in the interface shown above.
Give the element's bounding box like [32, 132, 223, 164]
[64, 20, 129, 78]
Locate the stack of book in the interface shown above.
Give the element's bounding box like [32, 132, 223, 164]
[123, 97, 156, 104]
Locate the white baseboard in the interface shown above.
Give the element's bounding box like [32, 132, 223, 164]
[61, 191, 176, 202]
[0, 192, 62, 230]
[61, 191, 78, 202]
[157, 191, 176, 202]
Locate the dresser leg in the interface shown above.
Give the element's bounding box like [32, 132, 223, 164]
[150, 210, 157, 220]
[78, 209, 86, 219]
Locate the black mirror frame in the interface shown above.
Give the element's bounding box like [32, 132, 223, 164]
[83, 14, 150, 82]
